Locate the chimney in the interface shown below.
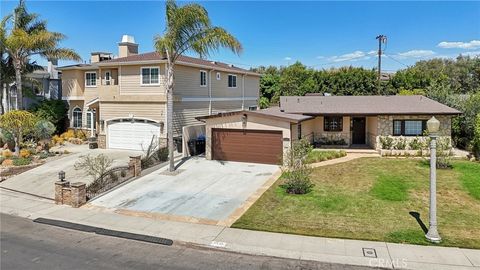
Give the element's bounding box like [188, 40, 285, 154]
[118, 35, 138, 58]
[90, 52, 113, 63]
[47, 59, 58, 79]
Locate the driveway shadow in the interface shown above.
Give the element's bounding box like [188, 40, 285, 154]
[409, 211, 428, 233]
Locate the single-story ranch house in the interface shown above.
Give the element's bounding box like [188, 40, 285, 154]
[197, 95, 461, 164]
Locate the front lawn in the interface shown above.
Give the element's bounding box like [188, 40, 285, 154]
[232, 158, 480, 249]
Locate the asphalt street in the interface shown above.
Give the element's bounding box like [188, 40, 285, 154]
[0, 214, 381, 270]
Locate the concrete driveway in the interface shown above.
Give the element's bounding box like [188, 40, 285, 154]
[0, 144, 141, 199]
[91, 157, 279, 225]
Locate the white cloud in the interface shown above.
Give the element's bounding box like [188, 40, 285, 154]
[437, 40, 480, 49]
[316, 56, 325, 59]
[367, 50, 377, 55]
[329, 51, 370, 62]
[459, 51, 480, 57]
[396, 50, 436, 58]
[284, 57, 292, 61]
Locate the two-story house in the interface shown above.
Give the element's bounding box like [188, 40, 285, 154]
[59, 35, 260, 151]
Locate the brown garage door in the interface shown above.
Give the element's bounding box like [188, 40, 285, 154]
[212, 128, 283, 164]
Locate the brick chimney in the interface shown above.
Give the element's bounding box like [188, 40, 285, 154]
[118, 35, 138, 58]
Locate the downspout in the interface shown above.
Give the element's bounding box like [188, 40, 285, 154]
[242, 74, 245, 110]
[208, 70, 213, 115]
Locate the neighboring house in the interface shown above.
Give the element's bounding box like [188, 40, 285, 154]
[1, 60, 61, 112]
[197, 95, 461, 164]
[58, 35, 260, 151]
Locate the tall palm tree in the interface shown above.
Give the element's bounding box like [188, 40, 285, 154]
[3, 0, 81, 109]
[155, 0, 242, 172]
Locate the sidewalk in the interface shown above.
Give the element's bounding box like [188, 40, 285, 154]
[1, 188, 479, 270]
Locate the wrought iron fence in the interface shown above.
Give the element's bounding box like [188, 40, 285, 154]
[86, 166, 133, 200]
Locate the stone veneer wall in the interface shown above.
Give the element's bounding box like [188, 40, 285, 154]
[374, 115, 452, 150]
[98, 134, 106, 149]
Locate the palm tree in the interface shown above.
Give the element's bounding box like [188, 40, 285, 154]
[3, 0, 81, 109]
[155, 0, 242, 172]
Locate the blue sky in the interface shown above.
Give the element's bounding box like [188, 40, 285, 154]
[1, 1, 479, 71]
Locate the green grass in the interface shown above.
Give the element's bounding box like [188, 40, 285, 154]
[371, 174, 410, 201]
[455, 161, 480, 200]
[306, 150, 347, 164]
[233, 158, 480, 249]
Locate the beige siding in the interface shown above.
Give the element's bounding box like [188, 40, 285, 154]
[173, 65, 209, 97]
[211, 71, 243, 98]
[62, 70, 84, 98]
[244, 76, 260, 98]
[100, 102, 165, 125]
[119, 65, 166, 95]
[172, 101, 209, 136]
[211, 100, 243, 113]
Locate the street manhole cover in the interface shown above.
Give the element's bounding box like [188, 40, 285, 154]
[362, 248, 377, 258]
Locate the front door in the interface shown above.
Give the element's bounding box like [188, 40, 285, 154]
[352, 117, 366, 144]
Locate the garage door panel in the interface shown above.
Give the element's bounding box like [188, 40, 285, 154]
[212, 129, 282, 164]
[108, 121, 160, 151]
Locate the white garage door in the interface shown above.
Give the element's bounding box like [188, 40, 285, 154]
[107, 119, 160, 151]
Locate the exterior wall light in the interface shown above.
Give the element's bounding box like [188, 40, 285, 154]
[58, 170, 66, 182]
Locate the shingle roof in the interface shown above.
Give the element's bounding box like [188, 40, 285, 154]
[280, 95, 461, 115]
[196, 107, 312, 123]
[99, 52, 258, 75]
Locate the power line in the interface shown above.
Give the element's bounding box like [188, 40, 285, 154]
[384, 54, 410, 68]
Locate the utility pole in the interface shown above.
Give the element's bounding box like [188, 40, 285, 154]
[376, 35, 387, 94]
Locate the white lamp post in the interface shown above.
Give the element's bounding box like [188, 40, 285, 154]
[426, 116, 441, 243]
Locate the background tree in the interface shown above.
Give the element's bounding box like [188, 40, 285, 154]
[0, 110, 36, 155]
[155, 0, 242, 171]
[3, 0, 81, 109]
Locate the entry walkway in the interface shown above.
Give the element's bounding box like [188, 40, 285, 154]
[1, 188, 478, 270]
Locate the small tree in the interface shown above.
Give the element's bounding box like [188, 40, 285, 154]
[473, 113, 480, 160]
[0, 110, 35, 155]
[74, 154, 113, 181]
[282, 138, 314, 194]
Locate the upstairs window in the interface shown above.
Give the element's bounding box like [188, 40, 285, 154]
[393, 120, 427, 136]
[200, 70, 207, 87]
[324, 116, 343, 132]
[85, 72, 97, 87]
[228, 74, 237, 88]
[141, 67, 159, 85]
[105, 71, 111, 85]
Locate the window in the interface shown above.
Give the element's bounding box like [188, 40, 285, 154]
[216, 72, 221, 80]
[248, 106, 257, 111]
[86, 110, 96, 129]
[393, 120, 427, 136]
[228, 74, 237, 88]
[141, 67, 159, 85]
[72, 108, 82, 128]
[200, 70, 207, 87]
[105, 71, 111, 85]
[85, 72, 97, 87]
[324, 116, 343, 132]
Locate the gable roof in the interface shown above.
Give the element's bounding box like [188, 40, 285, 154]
[96, 52, 259, 76]
[280, 95, 461, 115]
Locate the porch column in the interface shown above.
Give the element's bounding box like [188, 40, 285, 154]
[90, 111, 94, 137]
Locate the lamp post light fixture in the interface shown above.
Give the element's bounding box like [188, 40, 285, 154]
[58, 170, 66, 182]
[425, 116, 441, 243]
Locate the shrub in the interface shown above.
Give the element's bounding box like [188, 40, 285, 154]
[19, 149, 31, 158]
[282, 138, 314, 194]
[409, 137, 423, 150]
[0, 128, 14, 149]
[12, 157, 32, 166]
[0, 156, 5, 164]
[0, 111, 36, 155]
[31, 99, 68, 133]
[34, 120, 56, 141]
[74, 154, 113, 181]
[75, 129, 87, 140]
[52, 135, 64, 145]
[2, 159, 13, 166]
[379, 136, 394, 150]
[2, 149, 13, 158]
[60, 130, 75, 140]
[38, 152, 51, 159]
[394, 137, 407, 150]
[473, 114, 480, 160]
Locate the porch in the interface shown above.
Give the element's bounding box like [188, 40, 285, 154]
[293, 115, 378, 149]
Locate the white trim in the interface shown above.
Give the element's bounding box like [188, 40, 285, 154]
[119, 66, 122, 92]
[62, 96, 84, 101]
[216, 72, 221, 80]
[181, 96, 258, 102]
[85, 97, 99, 107]
[227, 74, 237, 88]
[72, 106, 83, 128]
[242, 74, 245, 110]
[105, 70, 111, 85]
[140, 66, 161, 86]
[208, 70, 213, 115]
[85, 71, 97, 88]
[105, 116, 161, 124]
[200, 70, 207, 87]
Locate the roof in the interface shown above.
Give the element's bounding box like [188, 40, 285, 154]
[280, 95, 461, 115]
[57, 63, 97, 70]
[97, 52, 259, 76]
[196, 107, 313, 123]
